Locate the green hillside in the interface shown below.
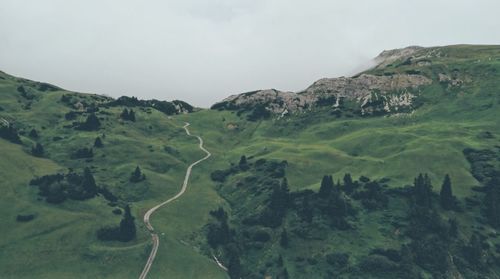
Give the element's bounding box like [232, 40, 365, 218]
[1, 45, 500, 278]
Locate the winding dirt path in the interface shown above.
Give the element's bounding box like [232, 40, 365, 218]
[139, 122, 211, 279]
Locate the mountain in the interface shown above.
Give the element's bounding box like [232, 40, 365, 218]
[211, 45, 499, 120]
[1, 44, 500, 279]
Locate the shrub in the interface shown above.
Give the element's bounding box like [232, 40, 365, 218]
[326, 252, 350, 268]
[16, 214, 35, 222]
[359, 255, 399, 273]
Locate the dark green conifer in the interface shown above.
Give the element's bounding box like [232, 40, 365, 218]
[31, 142, 44, 157]
[319, 175, 334, 197]
[439, 174, 454, 210]
[94, 136, 103, 148]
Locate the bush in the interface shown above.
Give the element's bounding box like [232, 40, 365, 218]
[252, 229, 271, 242]
[0, 124, 22, 144]
[326, 252, 350, 268]
[359, 255, 399, 273]
[76, 113, 101, 131]
[72, 147, 93, 159]
[16, 214, 35, 222]
[31, 143, 44, 157]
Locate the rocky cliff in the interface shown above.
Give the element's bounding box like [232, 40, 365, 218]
[211, 46, 434, 118]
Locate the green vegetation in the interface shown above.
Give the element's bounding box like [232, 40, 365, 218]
[1, 45, 500, 278]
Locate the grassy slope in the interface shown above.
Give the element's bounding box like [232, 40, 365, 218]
[177, 45, 500, 277]
[0, 71, 225, 278]
[1, 45, 500, 278]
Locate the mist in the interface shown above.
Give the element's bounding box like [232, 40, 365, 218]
[1, 0, 499, 107]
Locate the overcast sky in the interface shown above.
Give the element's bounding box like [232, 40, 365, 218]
[1, 0, 499, 107]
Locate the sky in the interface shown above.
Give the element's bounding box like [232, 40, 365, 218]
[1, 0, 500, 107]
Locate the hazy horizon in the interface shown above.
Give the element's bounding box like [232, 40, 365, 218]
[1, 0, 500, 107]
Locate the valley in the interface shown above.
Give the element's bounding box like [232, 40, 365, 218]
[1, 45, 500, 278]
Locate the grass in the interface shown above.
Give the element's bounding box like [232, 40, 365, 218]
[0, 44, 500, 278]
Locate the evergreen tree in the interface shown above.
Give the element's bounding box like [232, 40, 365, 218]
[82, 167, 98, 198]
[414, 173, 433, 207]
[485, 177, 500, 228]
[120, 108, 136, 122]
[129, 109, 136, 122]
[78, 113, 101, 131]
[300, 195, 313, 223]
[277, 255, 283, 266]
[319, 175, 334, 197]
[343, 173, 354, 193]
[439, 174, 454, 210]
[130, 166, 146, 182]
[448, 218, 458, 238]
[239, 155, 249, 171]
[280, 228, 289, 248]
[228, 255, 242, 279]
[399, 244, 418, 277]
[31, 142, 44, 157]
[120, 108, 129, 120]
[119, 205, 136, 241]
[465, 233, 483, 266]
[29, 128, 38, 138]
[94, 136, 103, 148]
[0, 124, 22, 144]
[282, 268, 289, 279]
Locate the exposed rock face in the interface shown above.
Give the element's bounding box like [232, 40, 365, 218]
[374, 46, 424, 68]
[213, 73, 432, 116]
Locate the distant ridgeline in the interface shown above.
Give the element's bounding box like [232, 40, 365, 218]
[210, 45, 499, 121]
[204, 156, 500, 279]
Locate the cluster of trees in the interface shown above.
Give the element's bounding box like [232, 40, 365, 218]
[120, 108, 136, 122]
[96, 205, 136, 242]
[106, 96, 193, 115]
[30, 167, 98, 203]
[463, 147, 500, 228]
[72, 147, 93, 159]
[0, 123, 22, 144]
[207, 154, 498, 278]
[31, 143, 44, 157]
[76, 113, 101, 131]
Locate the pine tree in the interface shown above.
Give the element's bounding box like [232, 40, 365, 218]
[414, 173, 433, 207]
[300, 195, 313, 223]
[239, 155, 249, 171]
[79, 113, 101, 131]
[120, 108, 129, 120]
[319, 175, 334, 197]
[94, 136, 103, 148]
[29, 128, 38, 138]
[282, 268, 289, 279]
[280, 228, 289, 248]
[485, 177, 500, 228]
[128, 109, 136, 122]
[343, 173, 354, 193]
[119, 205, 136, 241]
[277, 254, 283, 266]
[31, 142, 44, 157]
[448, 218, 458, 238]
[439, 174, 454, 210]
[82, 167, 98, 198]
[465, 233, 483, 266]
[130, 166, 146, 182]
[228, 255, 242, 279]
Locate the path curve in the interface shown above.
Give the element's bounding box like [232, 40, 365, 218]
[139, 122, 211, 279]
